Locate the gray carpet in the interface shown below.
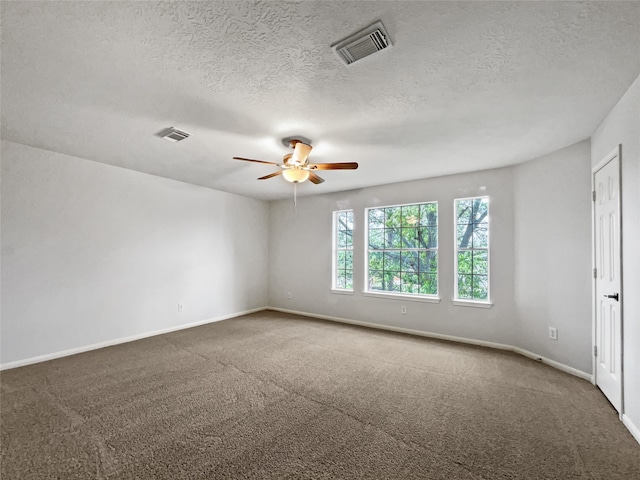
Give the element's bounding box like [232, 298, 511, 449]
[1, 310, 639, 479]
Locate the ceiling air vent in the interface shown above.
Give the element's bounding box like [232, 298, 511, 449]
[332, 21, 391, 65]
[161, 127, 190, 143]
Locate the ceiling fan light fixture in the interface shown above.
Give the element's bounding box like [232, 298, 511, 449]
[291, 141, 312, 165]
[283, 168, 310, 183]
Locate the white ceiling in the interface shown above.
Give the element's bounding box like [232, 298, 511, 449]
[2, 1, 639, 200]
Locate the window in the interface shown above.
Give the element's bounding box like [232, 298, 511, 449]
[455, 197, 489, 302]
[333, 210, 354, 290]
[366, 202, 438, 296]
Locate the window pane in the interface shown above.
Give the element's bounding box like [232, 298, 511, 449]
[385, 228, 402, 249]
[473, 275, 488, 300]
[369, 251, 383, 269]
[369, 209, 385, 228]
[417, 251, 437, 273]
[457, 223, 473, 248]
[384, 251, 401, 271]
[345, 211, 354, 230]
[428, 252, 438, 273]
[401, 227, 418, 248]
[418, 252, 429, 272]
[458, 274, 473, 298]
[419, 226, 437, 248]
[338, 230, 347, 248]
[419, 273, 438, 295]
[338, 250, 346, 269]
[401, 271, 419, 293]
[402, 251, 419, 272]
[385, 271, 401, 292]
[369, 228, 384, 249]
[473, 198, 488, 222]
[385, 207, 401, 228]
[336, 272, 346, 289]
[420, 203, 438, 226]
[458, 251, 472, 274]
[457, 200, 472, 224]
[345, 251, 353, 271]
[369, 270, 384, 290]
[472, 250, 488, 274]
[345, 272, 353, 290]
[472, 223, 488, 248]
[401, 205, 420, 227]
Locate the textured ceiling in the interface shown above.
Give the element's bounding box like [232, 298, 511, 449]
[2, 1, 639, 200]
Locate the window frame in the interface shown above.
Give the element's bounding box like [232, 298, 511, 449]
[364, 201, 440, 302]
[453, 196, 492, 307]
[332, 209, 354, 293]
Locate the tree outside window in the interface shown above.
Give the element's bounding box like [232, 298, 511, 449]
[366, 202, 438, 296]
[334, 210, 353, 290]
[455, 197, 489, 301]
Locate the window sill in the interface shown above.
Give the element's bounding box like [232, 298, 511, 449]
[451, 299, 493, 309]
[363, 291, 441, 303]
[331, 289, 354, 295]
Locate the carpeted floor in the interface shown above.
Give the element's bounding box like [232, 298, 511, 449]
[1, 310, 639, 479]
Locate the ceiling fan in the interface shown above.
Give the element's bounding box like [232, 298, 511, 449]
[233, 137, 358, 185]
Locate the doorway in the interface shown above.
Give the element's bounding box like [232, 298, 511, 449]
[592, 145, 622, 413]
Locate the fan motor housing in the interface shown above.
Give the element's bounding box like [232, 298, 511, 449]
[281, 136, 312, 148]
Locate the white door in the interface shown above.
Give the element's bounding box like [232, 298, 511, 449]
[593, 149, 622, 412]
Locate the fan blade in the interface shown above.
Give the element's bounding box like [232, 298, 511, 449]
[233, 157, 280, 166]
[257, 171, 283, 180]
[309, 162, 358, 170]
[308, 172, 325, 184]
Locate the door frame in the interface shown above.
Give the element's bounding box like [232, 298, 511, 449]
[591, 144, 623, 418]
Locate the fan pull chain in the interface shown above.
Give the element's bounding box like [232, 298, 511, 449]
[293, 182, 298, 212]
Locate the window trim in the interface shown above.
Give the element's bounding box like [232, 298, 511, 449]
[451, 299, 493, 308]
[332, 209, 354, 292]
[364, 201, 440, 300]
[453, 196, 491, 305]
[363, 291, 441, 303]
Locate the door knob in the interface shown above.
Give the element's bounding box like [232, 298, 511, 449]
[604, 293, 619, 301]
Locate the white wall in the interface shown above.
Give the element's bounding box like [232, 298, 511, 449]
[269, 142, 594, 375]
[1, 141, 269, 366]
[270, 167, 518, 346]
[591, 74, 640, 438]
[513, 140, 593, 373]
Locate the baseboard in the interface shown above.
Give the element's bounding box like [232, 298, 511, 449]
[510, 347, 592, 381]
[622, 415, 640, 445]
[0, 307, 267, 371]
[268, 306, 593, 382]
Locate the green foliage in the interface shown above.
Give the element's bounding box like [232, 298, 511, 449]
[335, 210, 354, 290]
[367, 202, 438, 295]
[456, 198, 488, 248]
[455, 197, 489, 300]
[457, 274, 488, 300]
[369, 229, 384, 249]
[336, 271, 353, 289]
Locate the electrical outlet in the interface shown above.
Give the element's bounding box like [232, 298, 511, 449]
[401, 306, 407, 314]
[548, 327, 558, 340]
[178, 303, 184, 312]
[287, 292, 292, 300]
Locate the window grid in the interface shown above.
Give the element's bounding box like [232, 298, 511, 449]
[366, 202, 438, 296]
[334, 210, 353, 290]
[455, 197, 490, 301]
